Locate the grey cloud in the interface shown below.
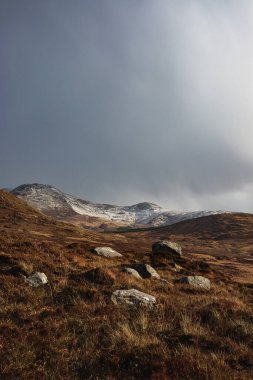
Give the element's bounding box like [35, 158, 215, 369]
[1, 0, 253, 212]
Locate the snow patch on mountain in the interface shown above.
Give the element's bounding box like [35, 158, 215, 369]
[64, 195, 166, 224]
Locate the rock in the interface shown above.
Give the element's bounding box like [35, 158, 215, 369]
[111, 289, 156, 308]
[24, 272, 48, 288]
[84, 267, 115, 285]
[179, 276, 211, 290]
[152, 240, 182, 256]
[92, 247, 122, 258]
[122, 267, 142, 280]
[127, 263, 160, 279]
[151, 240, 182, 267]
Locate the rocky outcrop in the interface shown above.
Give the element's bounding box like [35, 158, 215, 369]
[179, 276, 211, 290]
[92, 247, 122, 258]
[24, 272, 48, 287]
[126, 263, 160, 279]
[111, 289, 156, 308]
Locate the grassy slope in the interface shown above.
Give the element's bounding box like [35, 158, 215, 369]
[0, 191, 253, 379]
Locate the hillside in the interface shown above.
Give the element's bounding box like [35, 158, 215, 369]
[124, 213, 253, 283]
[1, 190, 253, 379]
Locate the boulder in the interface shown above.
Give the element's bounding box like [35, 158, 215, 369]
[127, 263, 160, 279]
[179, 276, 211, 290]
[122, 267, 142, 280]
[92, 247, 122, 258]
[151, 240, 182, 267]
[111, 289, 156, 308]
[152, 240, 182, 256]
[24, 272, 48, 288]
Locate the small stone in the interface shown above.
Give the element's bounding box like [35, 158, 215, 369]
[24, 272, 48, 288]
[159, 278, 169, 283]
[111, 289, 156, 308]
[179, 276, 211, 290]
[92, 247, 122, 258]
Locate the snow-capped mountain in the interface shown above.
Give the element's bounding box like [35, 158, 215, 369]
[11, 183, 225, 228]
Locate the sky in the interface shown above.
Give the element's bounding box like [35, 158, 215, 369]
[1, 0, 253, 211]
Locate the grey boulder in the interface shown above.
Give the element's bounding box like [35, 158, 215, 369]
[152, 240, 182, 257]
[92, 247, 122, 258]
[122, 267, 142, 280]
[127, 263, 160, 279]
[111, 289, 156, 308]
[180, 276, 211, 290]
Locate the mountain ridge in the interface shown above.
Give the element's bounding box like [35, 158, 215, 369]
[11, 183, 226, 228]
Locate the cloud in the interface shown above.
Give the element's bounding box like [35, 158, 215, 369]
[1, 0, 253, 211]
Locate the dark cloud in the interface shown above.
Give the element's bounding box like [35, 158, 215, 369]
[1, 0, 253, 211]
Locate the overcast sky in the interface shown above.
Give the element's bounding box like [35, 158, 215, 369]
[1, 0, 253, 211]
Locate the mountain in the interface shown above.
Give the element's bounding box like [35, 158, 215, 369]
[11, 183, 225, 229]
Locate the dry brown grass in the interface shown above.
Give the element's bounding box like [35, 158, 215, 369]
[0, 190, 253, 379]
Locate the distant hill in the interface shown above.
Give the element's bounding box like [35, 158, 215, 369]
[144, 212, 253, 240]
